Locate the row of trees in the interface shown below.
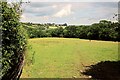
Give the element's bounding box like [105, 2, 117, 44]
[64, 20, 119, 41]
[23, 20, 119, 41]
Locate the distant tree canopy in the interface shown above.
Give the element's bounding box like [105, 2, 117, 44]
[23, 20, 119, 41]
[1, 1, 27, 79]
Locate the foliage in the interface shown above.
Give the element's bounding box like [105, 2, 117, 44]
[23, 20, 119, 41]
[50, 27, 64, 37]
[63, 25, 79, 38]
[1, 2, 27, 78]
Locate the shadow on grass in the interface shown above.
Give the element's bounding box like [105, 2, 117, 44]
[82, 61, 120, 80]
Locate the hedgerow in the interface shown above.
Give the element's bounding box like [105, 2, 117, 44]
[1, 1, 27, 79]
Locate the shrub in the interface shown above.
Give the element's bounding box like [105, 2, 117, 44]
[1, 2, 27, 79]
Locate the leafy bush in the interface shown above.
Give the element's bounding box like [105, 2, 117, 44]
[1, 2, 27, 78]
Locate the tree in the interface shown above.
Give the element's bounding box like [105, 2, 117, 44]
[56, 27, 64, 37]
[63, 23, 67, 26]
[87, 32, 93, 40]
[63, 26, 78, 38]
[77, 26, 88, 39]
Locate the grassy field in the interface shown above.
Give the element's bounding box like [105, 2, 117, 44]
[21, 38, 118, 78]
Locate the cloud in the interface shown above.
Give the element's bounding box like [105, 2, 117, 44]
[53, 4, 73, 17]
[22, 3, 59, 17]
[20, 2, 118, 25]
[26, 2, 52, 8]
[52, 5, 57, 8]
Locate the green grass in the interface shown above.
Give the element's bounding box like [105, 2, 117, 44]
[21, 38, 118, 78]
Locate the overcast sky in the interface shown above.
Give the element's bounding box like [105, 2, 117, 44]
[20, 0, 119, 25]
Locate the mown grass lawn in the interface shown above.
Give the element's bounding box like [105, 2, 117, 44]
[21, 38, 118, 78]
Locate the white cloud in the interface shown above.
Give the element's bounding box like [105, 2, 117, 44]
[53, 4, 73, 18]
[52, 5, 57, 8]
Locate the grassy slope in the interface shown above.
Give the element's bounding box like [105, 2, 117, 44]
[21, 38, 118, 78]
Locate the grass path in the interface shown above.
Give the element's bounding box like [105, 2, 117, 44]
[21, 38, 118, 78]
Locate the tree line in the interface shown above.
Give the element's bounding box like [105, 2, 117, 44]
[23, 20, 119, 41]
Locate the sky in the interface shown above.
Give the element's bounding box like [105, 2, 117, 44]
[19, 0, 119, 25]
